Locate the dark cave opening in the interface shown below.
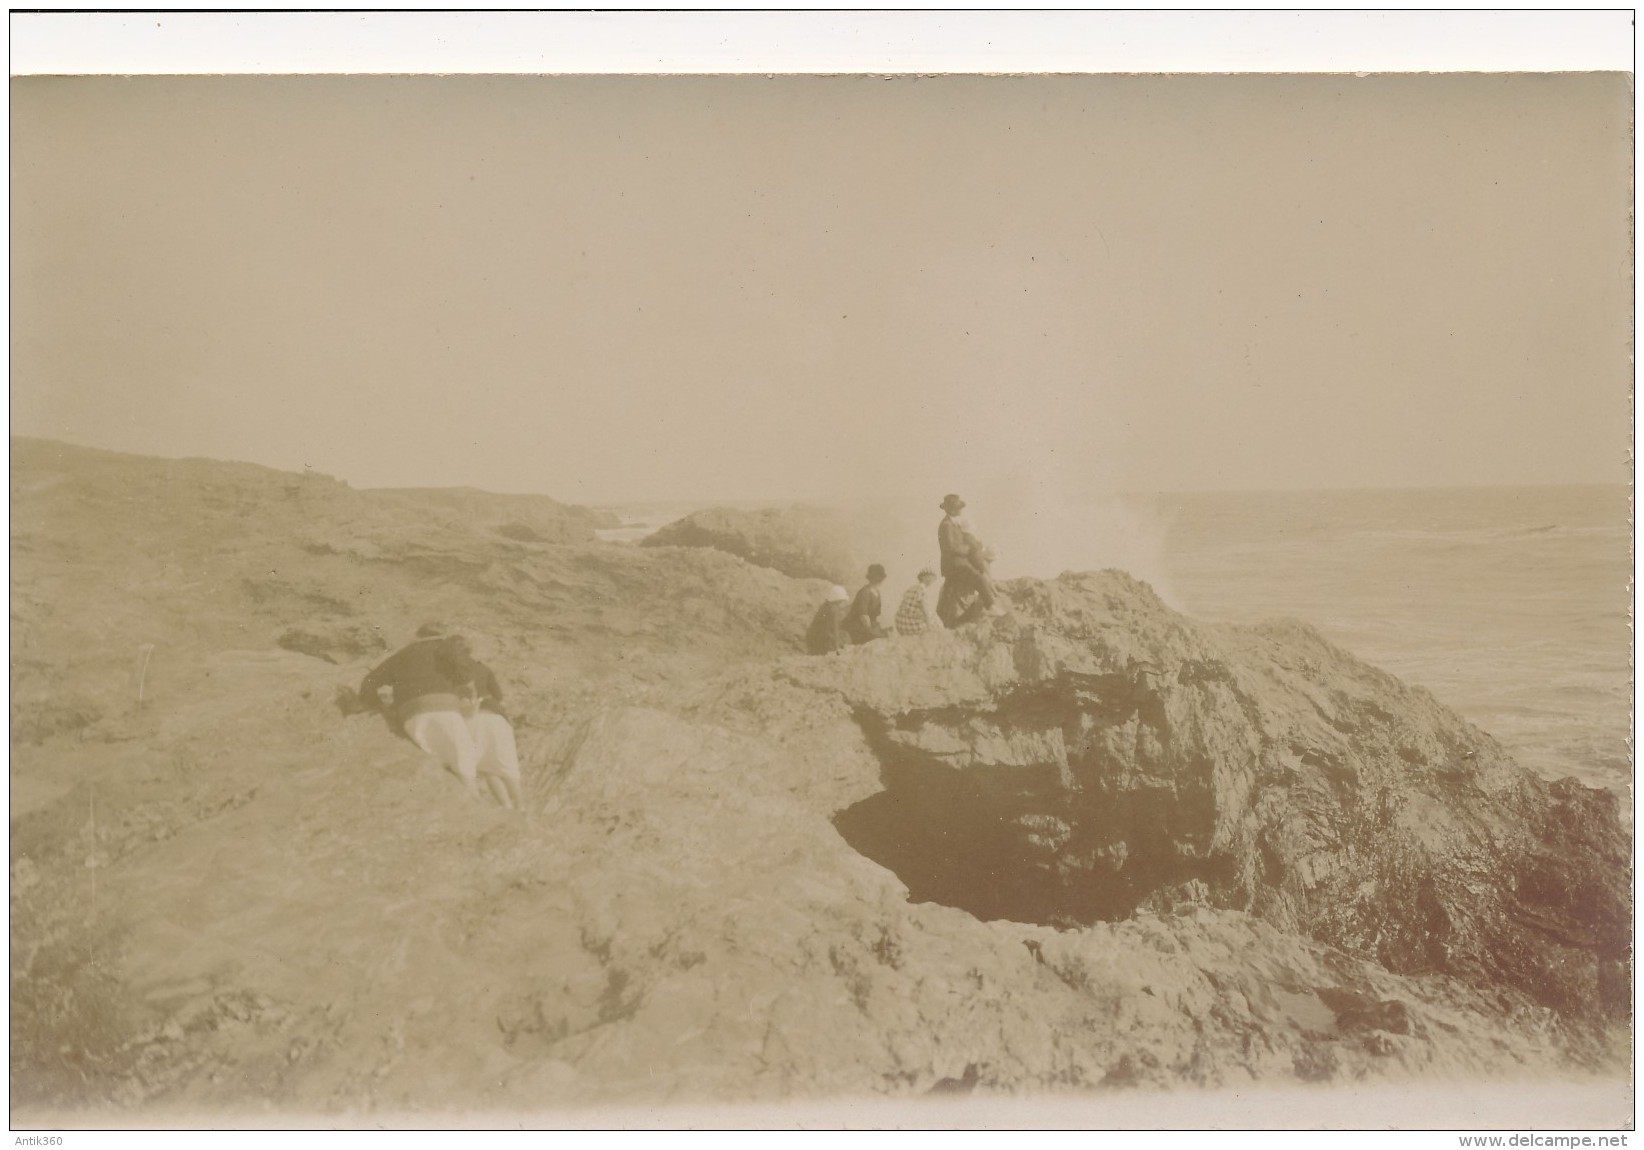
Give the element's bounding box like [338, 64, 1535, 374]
[833, 759, 1105, 926]
[832, 696, 1228, 929]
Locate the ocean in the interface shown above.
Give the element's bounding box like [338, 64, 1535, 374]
[600, 485, 1633, 804]
[1156, 486, 1633, 803]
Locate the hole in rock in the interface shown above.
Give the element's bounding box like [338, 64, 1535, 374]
[833, 697, 1229, 928]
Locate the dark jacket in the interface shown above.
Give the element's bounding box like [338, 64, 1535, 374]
[466, 663, 505, 715]
[938, 515, 975, 577]
[843, 584, 887, 644]
[359, 637, 500, 727]
[806, 601, 848, 655]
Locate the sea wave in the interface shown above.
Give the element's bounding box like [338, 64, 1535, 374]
[1161, 485, 1633, 796]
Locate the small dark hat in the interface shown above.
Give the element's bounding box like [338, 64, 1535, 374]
[867, 563, 887, 582]
[940, 493, 966, 513]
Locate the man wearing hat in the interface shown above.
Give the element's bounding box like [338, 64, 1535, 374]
[936, 493, 999, 625]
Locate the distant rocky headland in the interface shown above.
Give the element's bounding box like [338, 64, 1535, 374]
[640, 503, 863, 584]
[9, 437, 1630, 1124]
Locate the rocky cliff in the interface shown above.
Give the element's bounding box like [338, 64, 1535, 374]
[9, 438, 1630, 1125]
[784, 575, 1629, 1026]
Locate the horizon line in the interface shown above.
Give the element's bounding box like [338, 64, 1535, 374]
[10, 434, 1631, 508]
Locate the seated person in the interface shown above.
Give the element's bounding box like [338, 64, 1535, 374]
[844, 564, 891, 644]
[895, 568, 939, 636]
[806, 585, 851, 655]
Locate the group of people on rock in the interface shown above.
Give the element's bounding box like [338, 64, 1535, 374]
[806, 492, 1004, 656]
[356, 492, 1005, 806]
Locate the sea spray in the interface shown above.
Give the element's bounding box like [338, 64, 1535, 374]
[833, 485, 1181, 606]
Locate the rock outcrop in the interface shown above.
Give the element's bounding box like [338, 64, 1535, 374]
[640, 505, 862, 584]
[9, 438, 1631, 1123]
[363, 485, 620, 544]
[774, 574, 1629, 1030]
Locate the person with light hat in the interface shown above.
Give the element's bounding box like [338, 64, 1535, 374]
[844, 563, 891, 645]
[936, 493, 999, 626]
[895, 567, 940, 636]
[805, 584, 852, 655]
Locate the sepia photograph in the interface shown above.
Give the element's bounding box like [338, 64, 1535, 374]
[8, 11, 1634, 1135]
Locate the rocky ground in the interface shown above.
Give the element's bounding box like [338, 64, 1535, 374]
[9, 438, 1632, 1127]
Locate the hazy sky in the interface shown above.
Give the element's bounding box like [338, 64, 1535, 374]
[11, 73, 1632, 504]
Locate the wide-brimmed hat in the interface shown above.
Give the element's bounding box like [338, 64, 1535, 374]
[826, 585, 850, 603]
[940, 493, 966, 513]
